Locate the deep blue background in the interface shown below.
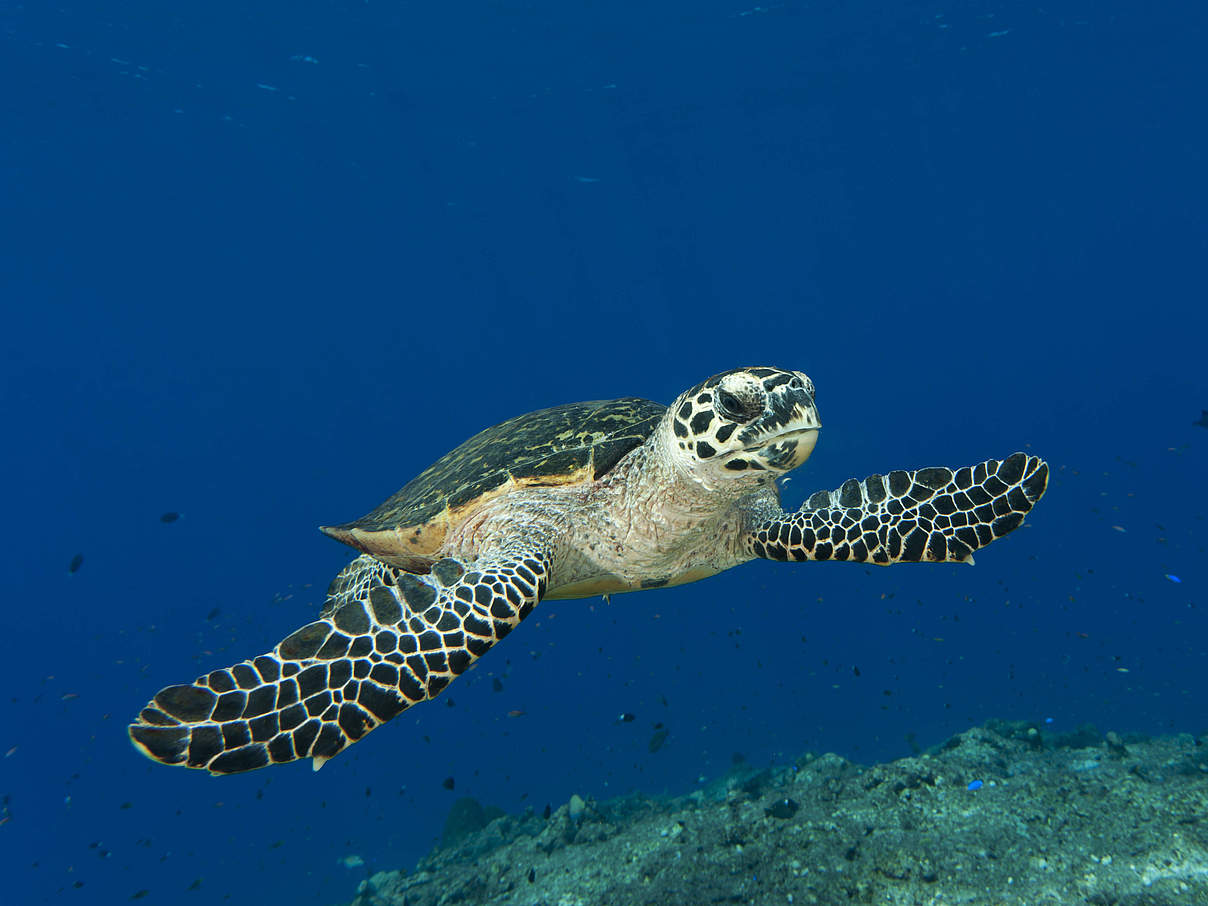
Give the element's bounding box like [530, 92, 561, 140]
[3, 1, 1206, 903]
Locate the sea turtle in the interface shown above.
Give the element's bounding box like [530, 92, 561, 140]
[129, 366, 1048, 775]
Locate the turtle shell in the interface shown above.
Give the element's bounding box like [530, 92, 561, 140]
[320, 397, 665, 572]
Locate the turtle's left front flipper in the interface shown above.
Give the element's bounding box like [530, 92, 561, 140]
[745, 452, 1048, 565]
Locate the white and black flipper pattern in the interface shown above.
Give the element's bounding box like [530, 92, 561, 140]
[745, 453, 1048, 565]
[129, 549, 550, 774]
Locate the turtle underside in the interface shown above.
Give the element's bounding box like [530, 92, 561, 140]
[320, 397, 665, 572]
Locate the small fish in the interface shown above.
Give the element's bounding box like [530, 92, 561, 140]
[68, 553, 84, 574]
[61, 692, 79, 701]
[967, 779, 984, 791]
[205, 607, 221, 621]
[492, 678, 504, 693]
[648, 727, 669, 753]
[441, 776, 455, 790]
[616, 712, 635, 723]
[338, 854, 365, 869]
[507, 709, 526, 718]
[187, 879, 202, 890]
[159, 511, 180, 523]
[1165, 574, 1182, 584]
[1194, 410, 1208, 429]
[130, 891, 149, 900]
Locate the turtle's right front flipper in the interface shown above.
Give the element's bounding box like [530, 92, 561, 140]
[129, 551, 549, 774]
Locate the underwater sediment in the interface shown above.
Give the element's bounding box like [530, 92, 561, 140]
[348, 721, 1208, 906]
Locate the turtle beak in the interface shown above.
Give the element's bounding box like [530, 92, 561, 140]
[742, 384, 821, 471]
[759, 427, 819, 470]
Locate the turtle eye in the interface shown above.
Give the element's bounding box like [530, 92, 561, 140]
[715, 388, 759, 422]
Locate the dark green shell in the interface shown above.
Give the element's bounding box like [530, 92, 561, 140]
[320, 397, 665, 570]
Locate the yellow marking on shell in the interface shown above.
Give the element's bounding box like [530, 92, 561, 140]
[322, 462, 599, 567]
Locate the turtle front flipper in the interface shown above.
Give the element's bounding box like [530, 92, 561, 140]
[745, 452, 1048, 565]
[129, 550, 550, 774]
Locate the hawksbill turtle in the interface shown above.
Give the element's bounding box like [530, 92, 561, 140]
[129, 366, 1048, 774]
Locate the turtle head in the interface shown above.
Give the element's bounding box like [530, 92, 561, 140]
[663, 367, 821, 491]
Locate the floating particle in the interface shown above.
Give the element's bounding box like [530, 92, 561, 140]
[648, 728, 669, 753]
[616, 712, 635, 723]
[967, 780, 984, 791]
[1194, 410, 1208, 428]
[68, 553, 84, 574]
[187, 879, 202, 890]
[131, 891, 149, 900]
[1111, 525, 1126, 533]
[159, 512, 180, 523]
[492, 678, 504, 693]
[441, 776, 455, 791]
[507, 709, 526, 718]
[1165, 574, 1182, 584]
[205, 608, 221, 621]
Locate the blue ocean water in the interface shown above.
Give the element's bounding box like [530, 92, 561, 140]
[3, 0, 1206, 902]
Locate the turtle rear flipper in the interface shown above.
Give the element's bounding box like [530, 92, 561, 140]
[129, 551, 549, 774]
[745, 453, 1048, 565]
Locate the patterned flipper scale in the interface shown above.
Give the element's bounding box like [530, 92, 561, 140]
[128, 551, 549, 774]
[747, 452, 1048, 564]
